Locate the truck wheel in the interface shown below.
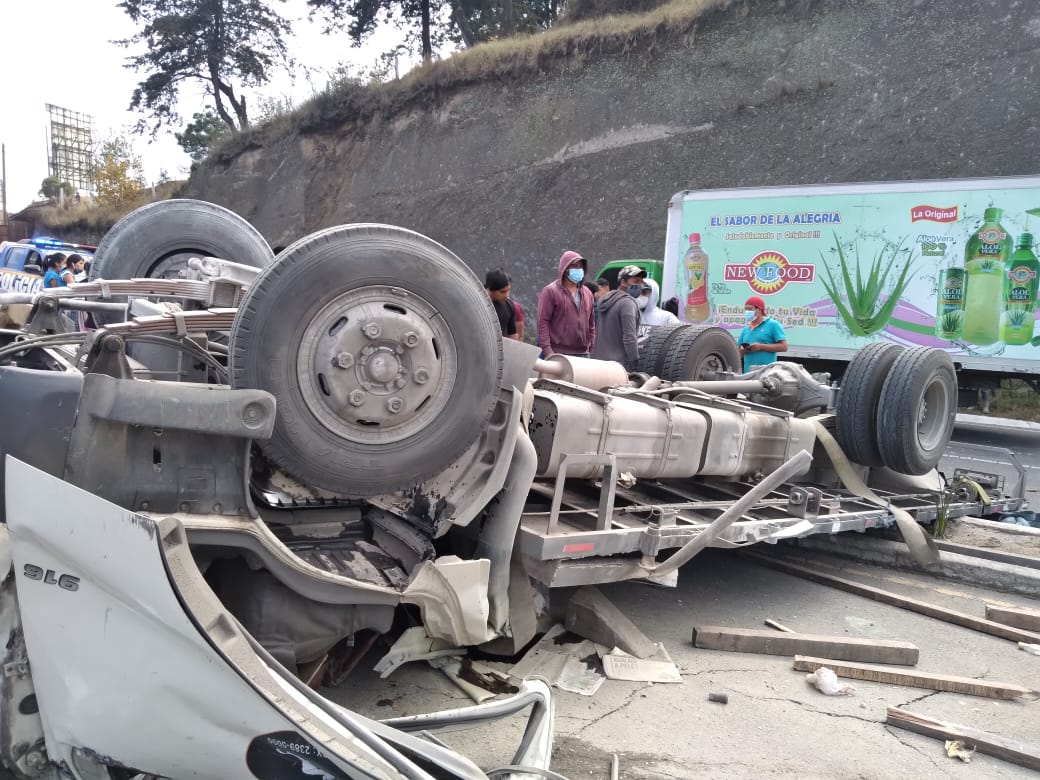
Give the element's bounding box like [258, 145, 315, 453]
[88, 199, 274, 325]
[636, 323, 685, 377]
[229, 224, 503, 497]
[876, 347, 957, 475]
[834, 342, 904, 466]
[660, 326, 740, 382]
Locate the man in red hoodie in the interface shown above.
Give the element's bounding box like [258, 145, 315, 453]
[537, 250, 596, 358]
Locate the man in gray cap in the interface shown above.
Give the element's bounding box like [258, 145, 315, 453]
[591, 264, 642, 370]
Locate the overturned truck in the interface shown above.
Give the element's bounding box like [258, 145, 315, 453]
[0, 201, 1022, 780]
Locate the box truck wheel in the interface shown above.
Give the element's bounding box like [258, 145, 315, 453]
[834, 342, 904, 467]
[637, 323, 685, 377]
[229, 224, 503, 497]
[660, 326, 740, 382]
[88, 199, 274, 326]
[876, 347, 957, 475]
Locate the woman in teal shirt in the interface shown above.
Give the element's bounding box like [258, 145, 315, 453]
[737, 295, 788, 372]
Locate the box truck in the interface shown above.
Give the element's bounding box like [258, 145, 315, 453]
[603, 176, 1040, 406]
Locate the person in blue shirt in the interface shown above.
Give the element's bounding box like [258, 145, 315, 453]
[41, 257, 65, 289]
[737, 295, 788, 372]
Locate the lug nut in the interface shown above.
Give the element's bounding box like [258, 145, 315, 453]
[349, 390, 367, 407]
[413, 367, 430, 384]
[362, 322, 381, 339]
[402, 331, 419, 348]
[333, 351, 355, 369]
[386, 397, 404, 414]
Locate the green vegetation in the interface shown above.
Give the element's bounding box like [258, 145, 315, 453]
[821, 235, 916, 337]
[989, 378, 1040, 421]
[116, 0, 293, 133]
[1004, 305, 1032, 328]
[209, 0, 726, 160]
[176, 111, 232, 165]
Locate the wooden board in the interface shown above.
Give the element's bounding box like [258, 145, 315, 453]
[692, 626, 919, 665]
[985, 604, 1040, 633]
[887, 708, 1040, 771]
[743, 552, 1040, 644]
[794, 655, 1034, 700]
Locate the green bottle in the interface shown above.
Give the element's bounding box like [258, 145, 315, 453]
[1000, 233, 1039, 345]
[961, 207, 1012, 346]
[935, 264, 965, 339]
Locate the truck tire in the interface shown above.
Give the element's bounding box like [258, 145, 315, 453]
[636, 323, 685, 377]
[229, 224, 503, 497]
[876, 347, 957, 475]
[659, 326, 740, 382]
[834, 342, 904, 467]
[88, 199, 274, 325]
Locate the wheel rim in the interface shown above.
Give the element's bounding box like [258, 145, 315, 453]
[917, 375, 950, 451]
[692, 351, 727, 380]
[296, 285, 457, 444]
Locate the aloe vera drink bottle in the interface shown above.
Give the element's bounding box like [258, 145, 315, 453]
[1000, 233, 1039, 345]
[935, 262, 965, 339]
[961, 207, 1012, 346]
[683, 233, 711, 323]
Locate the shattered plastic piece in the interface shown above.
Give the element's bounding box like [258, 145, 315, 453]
[806, 666, 855, 696]
[511, 624, 606, 696]
[945, 740, 976, 763]
[617, 471, 637, 489]
[1018, 642, 1040, 656]
[373, 626, 464, 678]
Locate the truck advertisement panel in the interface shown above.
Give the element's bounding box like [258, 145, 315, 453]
[662, 177, 1040, 371]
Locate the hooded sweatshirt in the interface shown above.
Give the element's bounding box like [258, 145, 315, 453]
[637, 278, 681, 340]
[537, 251, 596, 356]
[591, 288, 640, 370]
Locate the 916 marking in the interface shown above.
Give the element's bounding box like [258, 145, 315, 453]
[22, 564, 79, 592]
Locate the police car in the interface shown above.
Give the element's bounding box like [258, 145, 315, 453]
[0, 237, 96, 294]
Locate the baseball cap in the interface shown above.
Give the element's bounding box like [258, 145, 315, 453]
[619, 265, 647, 280]
[745, 295, 767, 311]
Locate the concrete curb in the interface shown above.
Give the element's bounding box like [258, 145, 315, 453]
[956, 413, 1040, 433]
[785, 534, 1040, 599]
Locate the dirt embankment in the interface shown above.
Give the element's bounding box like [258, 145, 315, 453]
[182, 0, 1040, 314]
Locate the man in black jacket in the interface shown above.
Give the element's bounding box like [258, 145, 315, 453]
[590, 265, 641, 370]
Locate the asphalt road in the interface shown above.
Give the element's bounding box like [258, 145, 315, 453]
[329, 546, 1040, 780]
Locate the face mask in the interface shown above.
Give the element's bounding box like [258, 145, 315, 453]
[567, 268, 584, 283]
[626, 284, 641, 298]
[637, 296, 650, 310]
[744, 310, 755, 322]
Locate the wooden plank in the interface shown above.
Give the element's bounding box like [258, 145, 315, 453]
[692, 627, 919, 664]
[743, 552, 1040, 644]
[886, 707, 1040, 771]
[794, 655, 1034, 700]
[985, 604, 1040, 633]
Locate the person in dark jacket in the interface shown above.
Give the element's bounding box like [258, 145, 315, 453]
[591, 265, 641, 370]
[537, 250, 596, 357]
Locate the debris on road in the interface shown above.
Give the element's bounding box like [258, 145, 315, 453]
[691, 625, 919, 664]
[986, 604, 1040, 632]
[707, 692, 729, 704]
[510, 625, 607, 696]
[1019, 642, 1040, 656]
[745, 551, 1040, 644]
[601, 646, 681, 683]
[764, 618, 794, 633]
[887, 708, 1040, 771]
[565, 586, 658, 659]
[945, 740, 976, 763]
[374, 626, 465, 678]
[805, 666, 855, 696]
[794, 655, 1036, 700]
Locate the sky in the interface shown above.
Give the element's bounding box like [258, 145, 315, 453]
[0, 0, 416, 214]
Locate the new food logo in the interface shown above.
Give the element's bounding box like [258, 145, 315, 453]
[723, 250, 815, 294]
[911, 205, 959, 223]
